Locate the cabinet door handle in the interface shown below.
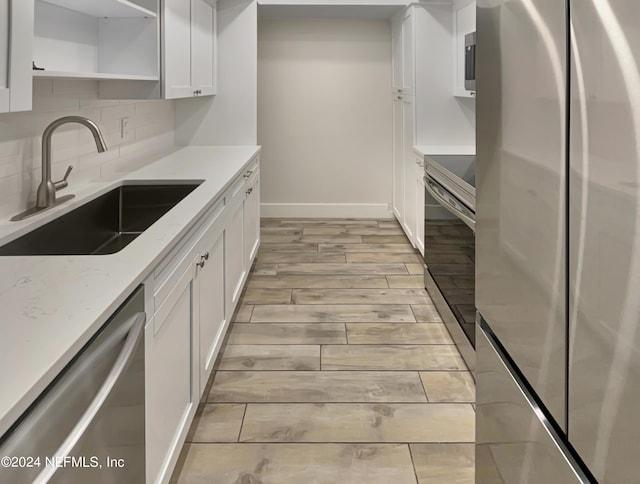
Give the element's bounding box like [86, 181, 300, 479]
[246, 187, 253, 195]
[396, 95, 402, 100]
[398, 89, 403, 93]
[243, 170, 254, 179]
[203, 251, 210, 261]
[196, 255, 206, 268]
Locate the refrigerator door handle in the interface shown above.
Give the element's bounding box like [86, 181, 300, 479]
[425, 176, 476, 231]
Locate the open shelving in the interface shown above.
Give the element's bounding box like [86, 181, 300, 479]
[33, 0, 160, 83]
[33, 71, 158, 81]
[39, 0, 156, 18]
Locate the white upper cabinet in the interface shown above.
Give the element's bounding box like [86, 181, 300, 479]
[163, 0, 217, 99]
[191, 0, 217, 96]
[401, 10, 414, 95]
[0, 0, 33, 113]
[32, 0, 159, 81]
[391, 8, 414, 95]
[415, 155, 425, 256]
[163, 0, 193, 98]
[391, 13, 403, 93]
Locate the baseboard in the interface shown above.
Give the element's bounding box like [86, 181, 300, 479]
[261, 203, 393, 219]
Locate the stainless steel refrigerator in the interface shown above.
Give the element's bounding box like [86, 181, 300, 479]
[476, 0, 640, 482]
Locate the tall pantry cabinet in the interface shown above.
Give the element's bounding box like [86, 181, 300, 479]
[391, 3, 476, 254]
[391, 8, 417, 246]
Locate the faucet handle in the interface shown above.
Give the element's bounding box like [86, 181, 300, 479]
[54, 165, 73, 191]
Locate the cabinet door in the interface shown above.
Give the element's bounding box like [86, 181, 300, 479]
[391, 12, 403, 92]
[0, 0, 8, 112]
[415, 159, 425, 256]
[191, 0, 216, 96]
[244, 175, 260, 269]
[401, 9, 414, 95]
[197, 227, 226, 397]
[402, 96, 416, 243]
[146, 261, 198, 484]
[392, 96, 405, 223]
[163, 0, 194, 99]
[225, 195, 246, 322]
[0, 0, 32, 113]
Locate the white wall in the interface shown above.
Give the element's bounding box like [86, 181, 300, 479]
[258, 17, 393, 218]
[176, 0, 257, 145]
[414, 4, 475, 147]
[0, 79, 175, 219]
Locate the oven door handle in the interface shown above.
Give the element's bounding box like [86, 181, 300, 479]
[425, 177, 476, 232]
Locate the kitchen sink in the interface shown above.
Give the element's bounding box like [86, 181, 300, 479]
[0, 183, 202, 256]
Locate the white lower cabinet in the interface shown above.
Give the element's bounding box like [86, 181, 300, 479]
[225, 190, 246, 322]
[145, 156, 260, 483]
[197, 225, 226, 396]
[146, 261, 198, 484]
[244, 174, 260, 269]
[415, 158, 425, 256]
[392, 94, 416, 245]
[392, 96, 405, 222]
[403, 98, 416, 242]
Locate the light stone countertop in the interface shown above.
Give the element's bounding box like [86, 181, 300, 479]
[0, 145, 261, 437]
[413, 145, 476, 157]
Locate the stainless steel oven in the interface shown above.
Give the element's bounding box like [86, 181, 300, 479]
[424, 155, 476, 371]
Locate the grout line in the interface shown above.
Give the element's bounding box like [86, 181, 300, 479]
[409, 304, 418, 323]
[237, 403, 249, 443]
[408, 444, 421, 484]
[418, 372, 430, 403]
[212, 368, 465, 373]
[187, 441, 476, 445]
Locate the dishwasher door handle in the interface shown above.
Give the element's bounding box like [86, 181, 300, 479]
[34, 312, 146, 484]
[425, 177, 476, 232]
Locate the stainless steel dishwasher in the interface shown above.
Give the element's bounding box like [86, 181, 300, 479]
[0, 286, 146, 484]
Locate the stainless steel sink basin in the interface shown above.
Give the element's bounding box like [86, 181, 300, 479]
[0, 183, 202, 256]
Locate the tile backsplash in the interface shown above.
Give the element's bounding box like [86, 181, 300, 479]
[0, 79, 176, 219]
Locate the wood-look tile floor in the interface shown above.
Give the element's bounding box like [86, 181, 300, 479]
[171, 218, 475, 484]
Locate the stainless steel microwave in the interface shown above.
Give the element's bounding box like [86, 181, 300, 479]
[464, 32, 476, 91]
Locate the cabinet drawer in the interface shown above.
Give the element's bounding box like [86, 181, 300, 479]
[243, 157, 259, 180]
[154, 197, 225, 312]
[227, 174, 246, 203]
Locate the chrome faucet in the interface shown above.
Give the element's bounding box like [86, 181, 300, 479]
[11, 116, 108, 221]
